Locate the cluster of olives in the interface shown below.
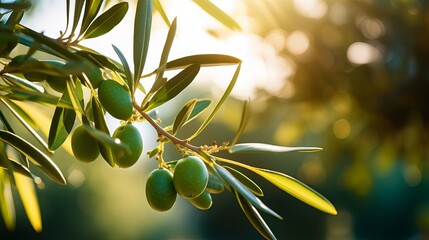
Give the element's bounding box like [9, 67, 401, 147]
[10, 54, 104, 92]
[146, 156, 224, 212]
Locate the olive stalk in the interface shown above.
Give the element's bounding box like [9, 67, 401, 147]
[133, 102, 202, 154]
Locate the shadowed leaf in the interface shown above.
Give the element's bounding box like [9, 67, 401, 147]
[173, 98, 197, 135]
[48, 91, 76, 151]
[224, 166, 263, 197]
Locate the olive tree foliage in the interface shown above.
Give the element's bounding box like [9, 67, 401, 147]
[0, 0, 337, 239]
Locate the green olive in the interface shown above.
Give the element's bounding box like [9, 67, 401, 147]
[206, 171, 224, 194]
[173, 156, 208, 199]
[71, 125, 100, 162]
[45, 61, 67, 92]
[10, 55, 45, 82]
[98, 80, 133, 120]
[189, 190, 212, 210]
[81, 64, 103, 88]
[146, 168, 177, 212]
[112, 124, 143, 168]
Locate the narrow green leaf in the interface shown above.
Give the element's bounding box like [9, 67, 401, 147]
[70, 0, 85, 40]
[1, 87, 71, 108]
[188, 63, 241, 141]
[172, 98, 197, 135]
[133, 0, 152, 88]
[48, 91, 76, 151]
[144, 64, 200, 111]
[14, 172, 42, 232]
[153, 0, 171, 26]
[252, 168, 337, 215]
[82, 2, 128, 39]
[224, 166, 263, 197]
[234, 189, 277, 240]
[166, 54, 241, 70]
[0, 130, 66, 185]
[0, 99, 50, 152]
[0, 158, 33, 179]
[214, 164, 282, 220]
[0, 168, 16, 231]
[64, 0, 71, 35]
[91, 98, 114, 166]
[79, 0, 104, 36]
[229, 143, 323, 154]
[231, 99, 250, 146]
[112, 44, 134, 95]
[1, 74, 44, 93]
[66, 76, 84, 114]
[192, 0, 241, 31]
[187, 98, 212, 123]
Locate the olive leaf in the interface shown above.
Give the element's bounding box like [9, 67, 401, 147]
[192, 0, 241, 31]
[188, 62, 241, 141]
[144, 64, 200, 111]
[153, 0, 170, 26]
[112, 45, 134, 96]
[251, 168, 337, 215]
[14, 171, 42, 232]
[166, 54, 241, 70]
[90, 97, 114, 167]
[224, 165, 263, 197]
[172, 98, 197, 135]
[66, 76, 84, 114]
[0, 158, 34, 179]
[229, 143, 323, 154]
[0, 168, 15, 231]
[1, 99, 50, 152]
[231, 99, 251, 146]
[48, 91, 76, 151]
[82, 2, 128, 40]
[79, 0, 104, 36]
[69, 0, 85, 40]
[234, 189, 277, 240]
[1, 74, 44, 93]
[214, 164, 282, 220]
[133, 0, 152, 88]
[0, 130, 66, 185]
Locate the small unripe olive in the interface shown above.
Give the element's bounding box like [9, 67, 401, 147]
[146, 168, 177, 212]
[98, 80, 133, 120]
[206, 172, 224, 194]
[173, 156, 208, 199]
[71, 125, 100, 162]
[10, 55, 45, 82]
[82, 64, 103, 88]
[112, 124, 143, 168]
[45, 61, 67, 92]
[189, 190, 212, 210]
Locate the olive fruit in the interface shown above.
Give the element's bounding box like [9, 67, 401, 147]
[71, 125, 100, 162]
[45, 61, 67, 92]
[10, 55, 45, 82]
[81, 64, 103, 88]
[98, 80, 133, 120]
[146, 168, 177, 211]
[112, 123, 143, 168]
[173, 156, 208, 199]
[189, 190, 212, 210]
[206, 171, 224, 194]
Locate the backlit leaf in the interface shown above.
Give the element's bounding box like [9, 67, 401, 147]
[112, 44, 134, 96]
[144, 64, 200, 111]
[1, 74, 44, 93]
[231, 99, 250, 146]
[14, 172, 42, 232]
[82, 2, 128, 39]
[0, 130, 66, 185]
[79, 0, 103, 36]
[153, 0, 170, 26]
[229, 143, 323, 154]
[0, 168, 15, 231]
[91, 97, 115, 167]
[252, 168, 337, 215]
[192, 0, 241, 31]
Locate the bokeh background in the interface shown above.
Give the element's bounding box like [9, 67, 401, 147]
[1, 0, 429, 239]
